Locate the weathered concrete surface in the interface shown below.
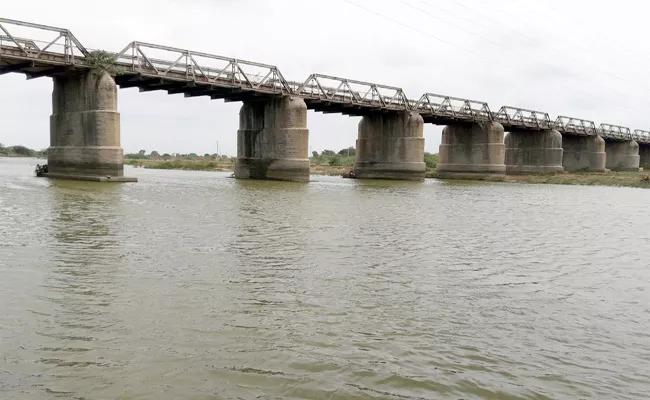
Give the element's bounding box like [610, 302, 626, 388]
[504, 129, 563, 174]
[436, 122, 506, 179]
[235, 96, 309, 182]
[604, 139, 640, 171]
[561, 135, 606, 172]
[48, 71, 135, 182]
[639, 143, 650, 170]
[353, 111, 425, 181]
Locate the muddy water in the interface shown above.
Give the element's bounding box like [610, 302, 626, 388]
[1, 157, 650, 399]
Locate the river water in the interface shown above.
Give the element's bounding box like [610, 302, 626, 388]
[1, 157, 650, 399]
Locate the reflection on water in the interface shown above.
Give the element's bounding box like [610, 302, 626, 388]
[1, 157, 650, 399]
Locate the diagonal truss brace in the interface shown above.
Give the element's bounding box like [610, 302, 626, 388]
[494, 106, 553, 129]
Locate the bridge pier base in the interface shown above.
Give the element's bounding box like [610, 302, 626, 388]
[604, 139, 640, 171]
[235, 96, 310, 182]
[561, 135, 606, 172]
[639, 143, 650, 170]
[504, 129, 563, 174]
[436, 122, 506, 179]
[47, 71, 135, 182]
[353, 111, 425, 181]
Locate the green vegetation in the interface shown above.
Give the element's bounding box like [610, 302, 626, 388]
[310, 148, 356, 169]
[423, 152, 438, 178]
[309, 148, 355, 176]
[505, 171, 650, 189]
[124, 151, 235, 171]
[86, 50, 122, 76]
[0, 143, 46, 158]
[308, 148, 439, 177]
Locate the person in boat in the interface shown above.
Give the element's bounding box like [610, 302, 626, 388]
[35, 164, 48, 177]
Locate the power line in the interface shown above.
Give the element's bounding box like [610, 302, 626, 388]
[517, 0, 650, 66]
[436, 0, 650, 93]
[340, 0, 649, 115]
[412, 0, 650, 113]
[340, 0, 521, 73]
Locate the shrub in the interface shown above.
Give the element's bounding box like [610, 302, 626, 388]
[86, 50, 122, 76]
[424, 152, 438, 169]
[328, 155, 343, 166]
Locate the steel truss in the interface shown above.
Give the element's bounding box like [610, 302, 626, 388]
[113, 41, 291, 95]
[598, 124, 632, 140]
[494, 107, 553, 130]
[633, 130, 650, 144]
[554, 116, 597, 135]
[0, 17, 87, 63]
[295, 74, 411, 110]
[415, 94, 491, 122]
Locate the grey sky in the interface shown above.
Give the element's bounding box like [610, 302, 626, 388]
[1, 0, 648, 156]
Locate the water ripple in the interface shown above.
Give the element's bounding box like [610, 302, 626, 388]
[1, 159, 650, 399]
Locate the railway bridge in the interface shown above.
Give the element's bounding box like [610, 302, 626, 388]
[1, 17, 648, 182]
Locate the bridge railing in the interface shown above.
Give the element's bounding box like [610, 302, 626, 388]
[294, 74, 411, 110]
[113, 41, 292, 94]
[554, 116, 597, 135]
[0, 17, 87, 63]
[494, 106, 553, 129]
[633, 129, 650, 143]
[414, 94, 491, 122]
[598, 123, 632, 140]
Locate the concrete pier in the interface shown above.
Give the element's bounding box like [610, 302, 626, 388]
[504, 129, 563, 174]
[436, 122, 506, 179]
[604, 139, 640, 171]
[639, 143, 650, 170]
[235, 96, 310, 182]
[48, 71, 135, 182]
[353, 111, 425, 180]
[561, 135, 606, 172]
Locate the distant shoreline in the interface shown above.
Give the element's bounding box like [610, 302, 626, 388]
[0, 155, 46, 158]
[125, 158, 650, 189]
[6, 153, 648, 189]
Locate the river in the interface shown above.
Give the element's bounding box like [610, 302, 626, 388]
[1, 157, 649, 399]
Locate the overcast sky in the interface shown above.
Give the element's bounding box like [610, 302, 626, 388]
[2, 0, 649, 156]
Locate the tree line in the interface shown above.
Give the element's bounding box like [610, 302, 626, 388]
[311, 147, 438, 169]
[124, 147, 438, 169]
[0, 143, 46, 157]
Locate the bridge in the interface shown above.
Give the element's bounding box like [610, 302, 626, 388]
[1, 17, 647, 181]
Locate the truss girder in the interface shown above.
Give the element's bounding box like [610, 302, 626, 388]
[414, 93, 491, 122]
[294, 74, 411, 111]
[111, 41, 291, 96]
[494, 106, 553, 130]
[0, 17, 88, 65]
[598, 124, 632, 140]
[554, 116, 597, 136]
[633, 130, 650, 144]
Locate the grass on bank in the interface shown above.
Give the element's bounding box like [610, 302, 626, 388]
[309, 149, 439, 176]
[125, 149, 439, 176]
[126, 158, 235, 171]
[125, 150, 650, 189]
[504, 171, 650, 189]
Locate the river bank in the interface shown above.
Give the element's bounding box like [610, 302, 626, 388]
[125, 158, 354, 176]
[125, 158, 235, 171]
[503, 171, 650, 189]
[125, 159, 650, 189]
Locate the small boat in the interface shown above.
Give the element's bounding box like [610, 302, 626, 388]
[35, 164, 48, 177]
[342, 170, 356, 179]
